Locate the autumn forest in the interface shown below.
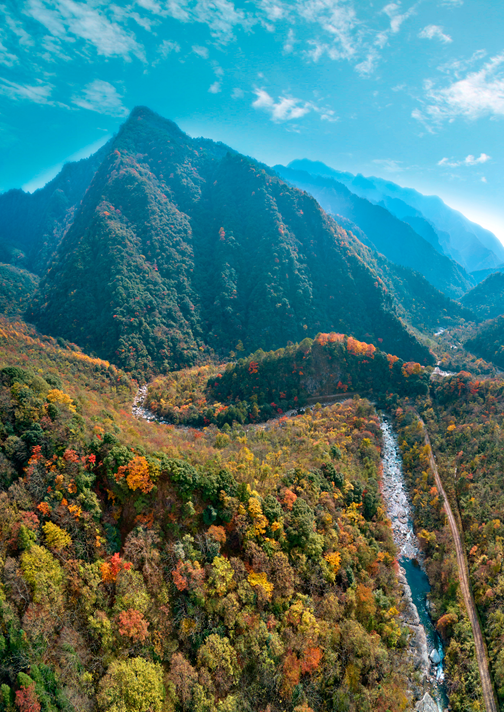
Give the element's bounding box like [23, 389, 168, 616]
[1, 106, 504, 712]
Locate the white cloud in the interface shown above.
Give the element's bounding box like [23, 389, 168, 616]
[0, 79, 54, 104]
[465, 153, 491, 164]
[438, 153, 491, 167]
[252, 89, 312, 121]
[209, 81, 221, 93]
[414, 53, 504, 126]
[355, 50, 380, 76]
[72, 80, 129, 117]
[150, 0, 249, 42]
[251, 87, 336, 123]
[232, 87, 244, 98]
[383, 2, 416, 34]
[283, 28, 296, 53]
[297, 0, 359, 61]
[481, 176, 487, 183]
[257, 0, 287, 22]
[192, 44, 209, 58]
[159, 39, 181, 56]
[24, 0, 145, 60]
[418, 24, 452, 43]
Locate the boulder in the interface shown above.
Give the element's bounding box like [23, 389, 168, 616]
[414, 692, 438, 712]
[429, 648, 441, 665]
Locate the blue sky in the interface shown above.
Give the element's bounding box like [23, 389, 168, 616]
[2, 0, 504, 241]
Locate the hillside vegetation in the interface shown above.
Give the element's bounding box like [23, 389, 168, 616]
[461, 273, 504, 320]
[465, 316, 504, 370]
[145, 332, 430, 427]
[0, 321, 419, 712]
[0, 265, 39, 317]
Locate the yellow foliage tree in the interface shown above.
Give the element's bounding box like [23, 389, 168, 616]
[43, 521, 71, 551]
[247, 571, 274, 600]
[46, 389, 76, 413]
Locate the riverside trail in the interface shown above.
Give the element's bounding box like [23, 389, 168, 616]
[420, 419, 498, 712]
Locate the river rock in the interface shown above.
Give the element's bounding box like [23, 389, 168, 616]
[414, 692, 438, 712]
[430, 649, 441, 665]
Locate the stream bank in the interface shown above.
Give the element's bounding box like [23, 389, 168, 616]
[380, 418, 447, 711]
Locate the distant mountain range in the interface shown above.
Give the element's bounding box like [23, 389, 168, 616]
[287, 159, 504, 274]
[275, 165, 473, 299]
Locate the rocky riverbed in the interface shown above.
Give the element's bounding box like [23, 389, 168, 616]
[380, 419, 446, 710]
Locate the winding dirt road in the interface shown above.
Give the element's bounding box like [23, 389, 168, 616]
[420, 419, 498, 712]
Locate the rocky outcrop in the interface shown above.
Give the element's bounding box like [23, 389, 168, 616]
[414, 692, 438, 712]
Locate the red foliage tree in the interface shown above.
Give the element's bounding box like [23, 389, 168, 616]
[15, 684, 41, 712]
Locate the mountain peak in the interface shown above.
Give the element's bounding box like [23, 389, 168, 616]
[124, 106, 189, 140]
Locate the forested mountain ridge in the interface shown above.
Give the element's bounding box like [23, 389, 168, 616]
[288, 159, 504, 273]
[275, 166, 473, 299]
[461, 272, 504, 320]
[27, 106, 433, 377]
[0, 143, 110, 274]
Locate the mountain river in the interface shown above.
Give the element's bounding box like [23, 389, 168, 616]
[380, 418, 447, 710]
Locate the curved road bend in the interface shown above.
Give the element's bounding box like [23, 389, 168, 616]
[420, 419, 498, 712]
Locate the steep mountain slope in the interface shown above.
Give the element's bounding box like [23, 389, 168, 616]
[461, 272, 504, 320]
[333, 215, 473, 330]
[465, 316, 504, 368]
[28, 107, 432, 377]
[288, 159, 504, 272]
[0, 143, 109, 274]
[275, 166, 473, 299]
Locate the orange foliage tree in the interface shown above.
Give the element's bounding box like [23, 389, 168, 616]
[101, 553, 132, 583]
[117, 608, 149, 642]
[116, 455, 154, 493]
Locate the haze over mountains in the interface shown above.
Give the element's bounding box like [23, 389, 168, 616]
[275, 165, 473, 299]
[287, 159, 504, 274]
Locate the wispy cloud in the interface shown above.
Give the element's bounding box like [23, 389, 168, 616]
[141, 0, 250, 43]
[418, 24, 452, 43]
[372, 158, 404, 173]
[252, 89, 312, 121]
[0, 40, 19, 67]
[297, 0, 359, 61]
[0, 79, 54, 104]
[192, 44, 209, 58]
[24, 0, 145, 60]
[252, 88, 337, 123]
[72, 80, 128, 117]
[383, 2, 416, 34]
[159, 39, 181, 57]
[414, 53, 504, 126]
[438, 153, 491, 167]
